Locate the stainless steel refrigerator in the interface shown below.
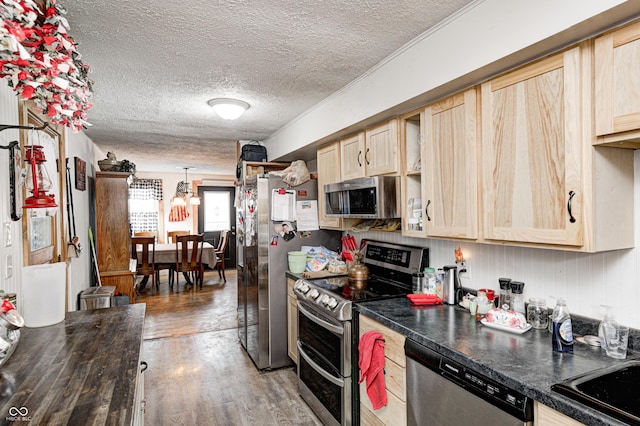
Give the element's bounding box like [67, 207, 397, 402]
[236, 174, 340, 370]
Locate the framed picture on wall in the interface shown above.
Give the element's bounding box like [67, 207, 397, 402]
[9, 141, 22, 221]
[75, 157, 86, 191]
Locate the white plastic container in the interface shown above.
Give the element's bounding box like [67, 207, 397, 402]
[22, 263, 66, 327]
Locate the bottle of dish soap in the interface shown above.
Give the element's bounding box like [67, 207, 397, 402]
[551, 298, 573, 353]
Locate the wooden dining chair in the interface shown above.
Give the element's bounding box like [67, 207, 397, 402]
[174, 234, 204, 290]
[214, 230, 229, 282]
[134, 231, 157, 238]
[167, 230, 189, 243]
[131, 236, 157, 293]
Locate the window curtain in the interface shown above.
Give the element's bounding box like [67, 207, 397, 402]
[129, 179, 163, 233]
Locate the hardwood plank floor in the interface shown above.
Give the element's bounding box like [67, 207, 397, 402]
[137, 269, 322, 425]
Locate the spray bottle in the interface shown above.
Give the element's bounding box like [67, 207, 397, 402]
[551, 297, 573, 353]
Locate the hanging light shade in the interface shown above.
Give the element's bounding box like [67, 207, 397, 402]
[174, 167, 200, 205]
[23, 145, 57, 209]
[207, 98, 250, 120]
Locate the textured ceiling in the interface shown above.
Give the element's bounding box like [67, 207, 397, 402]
[63, 0, 476, 174]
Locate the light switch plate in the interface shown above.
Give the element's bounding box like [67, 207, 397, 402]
[3, 223, 10, 247]
[5, 255, 12, 279]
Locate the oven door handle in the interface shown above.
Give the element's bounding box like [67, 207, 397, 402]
[297, 341, 345, 388]
[297, 302, 345, 335]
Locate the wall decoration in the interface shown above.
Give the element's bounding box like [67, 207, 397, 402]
[74, 157, 86, 191]
[9, 141, 22, 221]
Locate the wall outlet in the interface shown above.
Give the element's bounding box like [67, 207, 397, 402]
[458, 260, 470, 281]
[3, 223, 10, 247]
[5, 255, 12, 279]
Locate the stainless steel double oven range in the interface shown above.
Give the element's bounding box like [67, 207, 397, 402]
[294, 240, 429, 426]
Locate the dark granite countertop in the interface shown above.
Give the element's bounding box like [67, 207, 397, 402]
[0, 304, 146, 426]
[356, 298, 634, 426]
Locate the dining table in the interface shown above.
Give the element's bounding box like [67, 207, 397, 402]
[135, 241, 218, 288]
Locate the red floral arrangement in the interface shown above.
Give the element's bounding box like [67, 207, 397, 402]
[0, 0, 92, 131]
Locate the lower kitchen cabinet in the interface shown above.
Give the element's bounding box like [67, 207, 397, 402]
[287, 277, 298, 364]
[358, 314, 406, 426]
[534, 401, 584, 426]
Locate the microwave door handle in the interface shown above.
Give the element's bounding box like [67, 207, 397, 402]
[339, 190, 345, 215]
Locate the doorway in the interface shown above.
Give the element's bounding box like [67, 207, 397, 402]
[197, 186, 236, 269]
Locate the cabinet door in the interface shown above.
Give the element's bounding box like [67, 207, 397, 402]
[400, 110, 427, 237]
[365, 119, 399, 176]
[481, 48, 583, 246]
[595, 20, 640, 136]
[424, 88, 478, 239]
[340, 132, 366, 180]
[317, 142, 343, 229]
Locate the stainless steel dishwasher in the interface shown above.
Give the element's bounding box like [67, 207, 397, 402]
[405, 339, 533, 425]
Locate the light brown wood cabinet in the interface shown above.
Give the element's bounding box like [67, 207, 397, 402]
[400, 109, 424, 237]
[287, 277, 298, 364]
[595, 19, 640, 145]
[317, 141, 343, 230]
[340, 132, 366, 180]
[534, 402, 584, 426]
[341, 119, 399, 180]
[423, 88, 479, 240]
[96, 171, 136, 302]
[358, 314, 406, 426]
[481, 43, 634, 251]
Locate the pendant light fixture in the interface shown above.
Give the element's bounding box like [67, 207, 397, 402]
[207, 98, 250, 120]
[171, 167, 200, 206]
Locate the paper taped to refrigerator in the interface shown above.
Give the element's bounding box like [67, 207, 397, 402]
[271, 189, 296, 221]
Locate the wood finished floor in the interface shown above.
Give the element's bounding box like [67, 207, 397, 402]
[137, 269, 323, 425]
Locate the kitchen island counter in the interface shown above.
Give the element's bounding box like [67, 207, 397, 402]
[356, 298, 632, 426]
[0, 304, 145, 425]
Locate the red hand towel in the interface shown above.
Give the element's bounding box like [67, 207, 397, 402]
[358, 331, 387, 410]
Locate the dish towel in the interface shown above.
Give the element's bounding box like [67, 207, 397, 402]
[358, 330, 387, 410]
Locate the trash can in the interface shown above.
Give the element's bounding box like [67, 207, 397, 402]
[80, 286, 116, 310]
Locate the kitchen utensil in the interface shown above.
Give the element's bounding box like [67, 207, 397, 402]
[442, 265, 461, 305]
[348, 260, 369, 289]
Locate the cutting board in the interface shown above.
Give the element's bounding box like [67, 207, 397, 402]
[302, 270, 344, 279]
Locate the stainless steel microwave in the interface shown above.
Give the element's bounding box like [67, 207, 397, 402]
[323, 176, 400, 218]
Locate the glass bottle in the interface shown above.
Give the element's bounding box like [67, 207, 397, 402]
[475, 290, 489, 321]
[423, 267, 436, 294]
[510, 281, 525, 314]
[498, 278, 512, 310]
[412, 272, 424, 294]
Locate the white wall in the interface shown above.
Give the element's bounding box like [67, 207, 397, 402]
[0, 85, 23, 308]
[65, 130, 98, 310]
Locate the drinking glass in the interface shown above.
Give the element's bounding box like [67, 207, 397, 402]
[603, 323, 629, 359]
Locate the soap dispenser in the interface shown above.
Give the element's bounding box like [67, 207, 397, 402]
[598, 305, 616, 349]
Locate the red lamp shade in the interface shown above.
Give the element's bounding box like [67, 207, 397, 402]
[23, 145, 57, 209]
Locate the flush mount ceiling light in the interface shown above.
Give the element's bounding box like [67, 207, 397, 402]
[207, 98, 250, 120]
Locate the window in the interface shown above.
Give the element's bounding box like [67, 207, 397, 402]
[203, 191, 230, 231]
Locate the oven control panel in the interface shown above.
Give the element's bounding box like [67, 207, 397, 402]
[294, 279, 350, 321]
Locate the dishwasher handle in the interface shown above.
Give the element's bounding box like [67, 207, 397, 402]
[405, 339, 466, 386]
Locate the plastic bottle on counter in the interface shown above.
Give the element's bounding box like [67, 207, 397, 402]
[510, 281, 525, 314]
[551, 298, 574, 353]
[475, 290, 489, 321]
[435, 269, 444, 300]
[598, 305, 615, 348]
[423, 268, 437, 294]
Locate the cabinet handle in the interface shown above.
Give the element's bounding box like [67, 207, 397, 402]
[425, 200, 431, 222]
[567, 191, 576, 223]
[365, 148, 370, 165]
[357, 151, 362, 167]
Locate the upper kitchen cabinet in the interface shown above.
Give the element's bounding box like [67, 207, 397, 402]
[594, 19, 640, 146]
[341, 119, 399, 180]
[423, 88, 479, 240]
[340, 132, 366, 180]
[400, 109, 425, 237]
[481, 43, 634, 252]
[317, 141, 343, 229]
